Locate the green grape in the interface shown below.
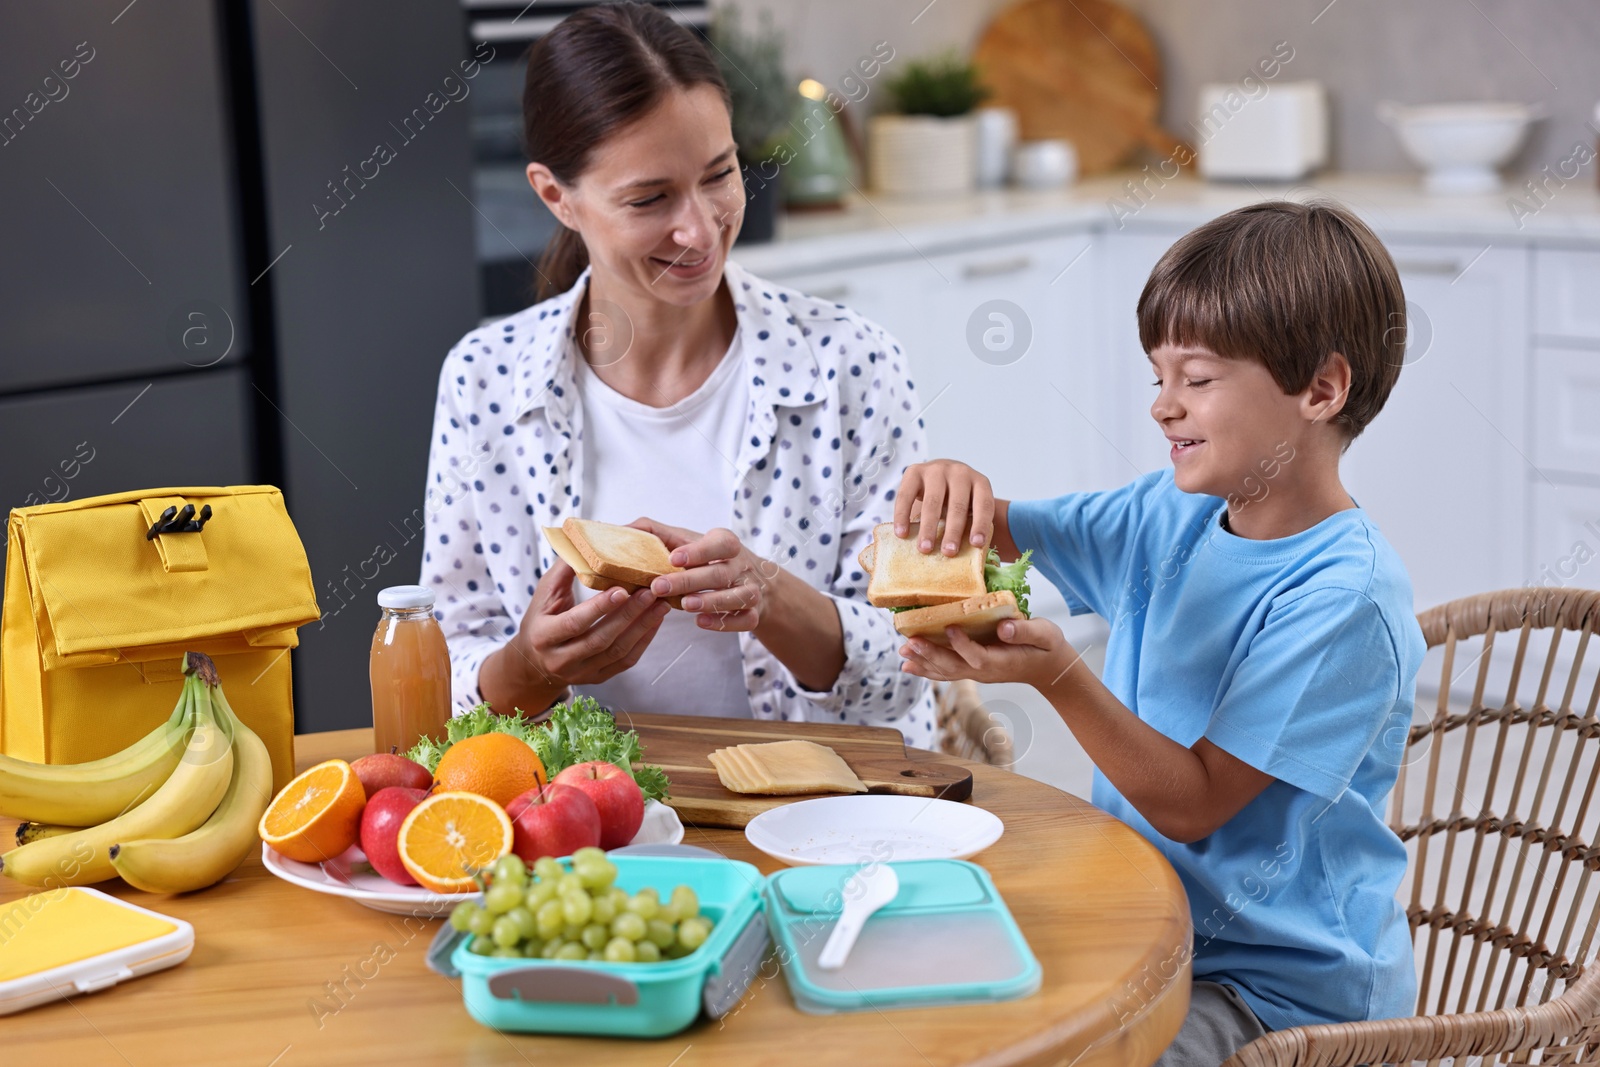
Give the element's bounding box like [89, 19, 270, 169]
[604, 936, 637, 963]
[645, 919, 676, 949]
[561, 891, 593, 926]
[581, 923, 610, 951]
[522, 939, 544, 958]
[524, 879, 558, 909]
[533, 856, 563, 882]
[535, 900, 566, 940]
[561, 923, 583, 941]
[678, 916, 711, 951]
[490, 945, 521, 959]
[491, 915, 522, 948]
[491, 854, 527, 885]
[484, 880, 524, 916]
[590, 893, 618, 924]
[449, 902, 480, 933]
[540, 938, 565, 959]
[607, 887, 629, 910]
[555, 942, 588, 961]
[611, 911, 647, 942]
[625, 889, 660, 920]
[574, 858, 616, 890]
[669, 886, 699, 921]
[634, 940, 662, 963]
[571, 846, 607, 865]
[557, 873, 586, 897]
[468, 908, 497, 938]
[505, 906, 536, 940]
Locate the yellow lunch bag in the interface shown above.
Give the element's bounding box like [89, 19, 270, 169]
[1, 485, 320, 793]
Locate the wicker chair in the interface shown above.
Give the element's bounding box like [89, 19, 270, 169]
[1226, 587, 1600, 1066]
[933, 679, 1016, 767]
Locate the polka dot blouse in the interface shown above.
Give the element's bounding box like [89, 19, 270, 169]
[419, 260, 937, 747]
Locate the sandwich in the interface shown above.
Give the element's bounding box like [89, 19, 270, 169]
[543, 518, 687, 608]
[859, 521, 1034, 645]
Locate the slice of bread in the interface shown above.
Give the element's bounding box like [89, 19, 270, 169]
[562, 518, 680, 587]
[544, 524, 685, 608]
[893, 590, 1020, 646]
[858, 541, 875, 573]
[866, 521, 985, 608]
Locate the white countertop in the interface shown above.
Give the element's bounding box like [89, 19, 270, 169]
[730, 172, 1600, 276]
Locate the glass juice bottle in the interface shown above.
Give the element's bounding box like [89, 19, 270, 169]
[369, 585, 451, 756]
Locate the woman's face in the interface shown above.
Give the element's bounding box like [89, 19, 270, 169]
[529, 85, 744, 309]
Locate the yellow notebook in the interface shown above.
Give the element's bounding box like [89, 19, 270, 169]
[0, 887, 194, 1014]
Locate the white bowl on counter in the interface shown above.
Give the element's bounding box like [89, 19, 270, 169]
[1378, 101, 1545, 194]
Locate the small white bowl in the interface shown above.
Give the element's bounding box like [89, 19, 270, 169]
[1378, 101, 1544, 194]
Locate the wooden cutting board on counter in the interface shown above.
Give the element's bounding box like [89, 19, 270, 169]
[621, 710, 974, 829]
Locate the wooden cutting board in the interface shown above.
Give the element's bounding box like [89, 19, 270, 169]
[974, 0, 1189, 174]
[621, 711, 974, 829]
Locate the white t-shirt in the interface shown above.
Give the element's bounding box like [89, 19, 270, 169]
[570, 328, 752, 718]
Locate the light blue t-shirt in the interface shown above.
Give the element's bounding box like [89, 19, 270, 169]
[1008, 470, 1424, 1033]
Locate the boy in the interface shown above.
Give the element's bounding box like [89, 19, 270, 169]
[895, 201, 1423, 1066]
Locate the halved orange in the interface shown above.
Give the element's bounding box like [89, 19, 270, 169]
[397, 791, 513, 893]
[432, 732, 546, 809]
[259, 759, 366, 863]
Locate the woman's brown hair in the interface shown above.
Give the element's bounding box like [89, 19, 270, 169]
[1137, 199, 1407, 443]
[523, 2, 732, 302]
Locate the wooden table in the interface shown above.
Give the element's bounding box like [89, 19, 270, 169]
[3, 728, 1191, 1067]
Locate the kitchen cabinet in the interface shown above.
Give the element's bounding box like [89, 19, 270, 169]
[1532, 347, 1600, 479]
[1534, 248, 1600, 343]
[1342, 244, 1530, 613]
[1529, 482, 1600, 593]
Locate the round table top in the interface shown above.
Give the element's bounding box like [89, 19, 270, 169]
[2, 727, 1190, 1067]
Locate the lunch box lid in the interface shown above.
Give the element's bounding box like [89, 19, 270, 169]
[763, 859, 1041, 1014]
[0, 887, 195, 1016]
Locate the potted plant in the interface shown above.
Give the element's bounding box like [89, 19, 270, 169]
[710, 10, 790, 244]
[871, 52, 989, 196]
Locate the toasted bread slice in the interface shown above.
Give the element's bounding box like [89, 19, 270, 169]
[858, 542, 875, 573]
[544, 526, 633, 592]
[866, 521, 985, 608]
[894, 590, 1021, 646]
[544, 524, 686, 607]
[562, 518, 680, 587]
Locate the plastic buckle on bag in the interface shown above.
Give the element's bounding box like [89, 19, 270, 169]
[144, 504, 212, 539]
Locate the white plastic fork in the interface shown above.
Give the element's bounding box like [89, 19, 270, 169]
[817, 863, 899, 971]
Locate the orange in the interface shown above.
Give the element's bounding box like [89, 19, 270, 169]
[432, 732, 546, 809]
[397, 791, 513, 893]
[259, 759, 366, 864]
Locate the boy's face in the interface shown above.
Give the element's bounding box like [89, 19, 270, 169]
[1147, 344, 1307, 499]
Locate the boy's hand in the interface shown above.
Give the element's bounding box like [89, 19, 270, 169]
[894, 460, 995, 555]
[898, 617, 1083, 690]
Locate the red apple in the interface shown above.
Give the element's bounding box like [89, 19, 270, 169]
[506, 782, 602, 862]
[359, 786, 429, 885]
[553, 760, 645, 850]
[350, 752, 433, 798]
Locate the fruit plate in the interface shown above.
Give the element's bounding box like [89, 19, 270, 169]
[743, 795, 1003, 866]
[261, 800, 685, 916]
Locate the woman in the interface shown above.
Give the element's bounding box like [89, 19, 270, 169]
[420, 4, 935, 744]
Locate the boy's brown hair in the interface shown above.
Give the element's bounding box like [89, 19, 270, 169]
[1136, 199, 1406, 443]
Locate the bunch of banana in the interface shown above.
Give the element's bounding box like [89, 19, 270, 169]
[0, 652, 273, 893]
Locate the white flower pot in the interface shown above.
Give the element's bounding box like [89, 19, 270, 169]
[868, 114, 977, 197]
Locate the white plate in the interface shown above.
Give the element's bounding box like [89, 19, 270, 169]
[743, 795, 1003, 866]
[261, 799, 685, 916]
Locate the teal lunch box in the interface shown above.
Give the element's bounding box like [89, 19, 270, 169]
[762, 859, 1042, 1014]
[444, 854, 769, 1038]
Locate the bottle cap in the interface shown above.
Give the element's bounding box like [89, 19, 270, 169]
[377, 585, 435, 610]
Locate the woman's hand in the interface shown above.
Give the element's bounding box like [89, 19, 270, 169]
[633, 518, 770, 631]
[898, 617, 1081, 690]
[517, 558, 671, 684]
[894, 460, 997, 556]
